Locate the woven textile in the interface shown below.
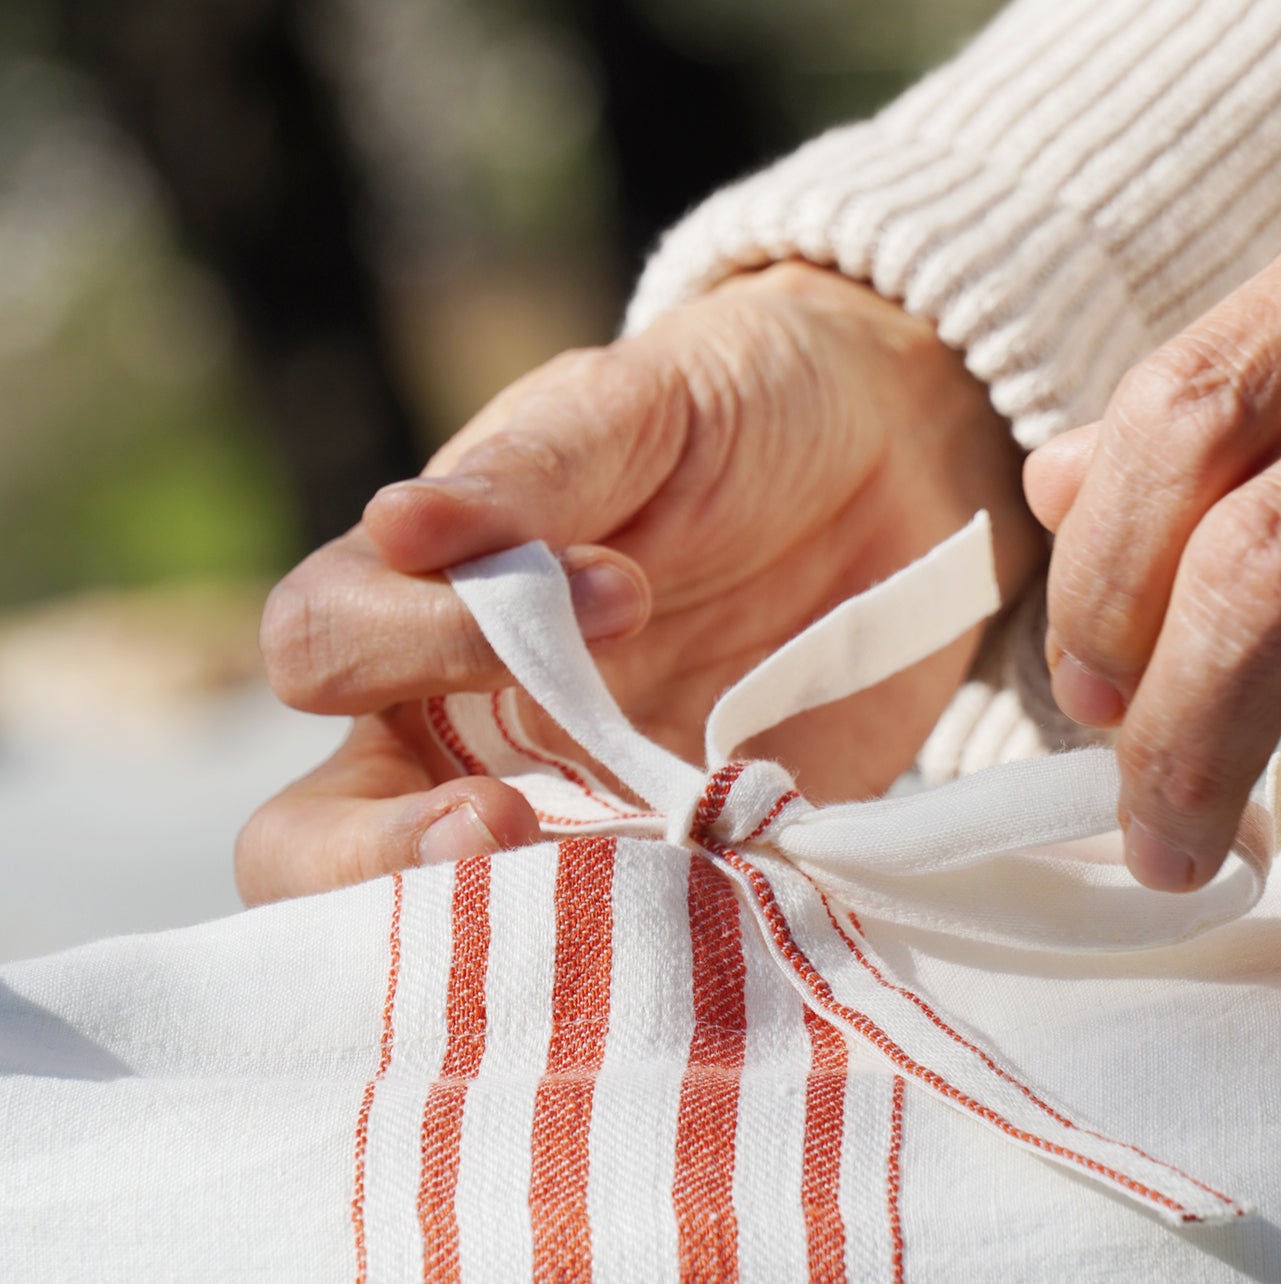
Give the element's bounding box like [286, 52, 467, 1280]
[3, 517, 1281, 1281]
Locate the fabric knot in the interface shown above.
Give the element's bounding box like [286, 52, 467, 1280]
[442, 518, 1281, 1231]
[665, 759, 811, 852]
[449, 519, 1277, 955]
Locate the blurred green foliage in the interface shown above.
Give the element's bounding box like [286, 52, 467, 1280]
[0, 61, 300, 608]
[0, 0, 1002, 612]
[0, 202, 301, 608]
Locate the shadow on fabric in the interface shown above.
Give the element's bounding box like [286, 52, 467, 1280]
[0, 981, 131, 1081]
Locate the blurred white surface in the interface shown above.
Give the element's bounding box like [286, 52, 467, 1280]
[0, 683, 347, 965]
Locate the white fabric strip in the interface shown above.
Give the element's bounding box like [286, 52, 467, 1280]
[586, 839, 693, 1284]
[454, 847, 559, 1283]
[838, 1067, 898, 1281]
[732, 900, 811, 1284]
[783, 751, 1273, 951]
[362, 866, 455, 1282]
[786, 746, 1123, 872]
[703, 512, 998, 767]
[446, 517, 1272, 1225]
[448, 544, 701, 817]
[736, 845, 1250, 1227]
[437, 689, 649, 828]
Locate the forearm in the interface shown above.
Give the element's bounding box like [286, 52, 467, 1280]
[625, 0, 1281, 452]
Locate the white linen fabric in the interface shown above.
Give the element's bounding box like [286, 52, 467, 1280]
[5, 516, 1281, 1281]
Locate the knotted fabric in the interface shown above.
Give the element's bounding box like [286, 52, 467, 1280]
[447, 513, 1276, 957]
[430, 512, 1277, 1233]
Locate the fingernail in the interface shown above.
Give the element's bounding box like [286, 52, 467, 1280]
[569, 562, 645, 641]
[1049, 650, 1125, 727]
[1125, 819, 1196, 892]
[417, 804, 501, 866]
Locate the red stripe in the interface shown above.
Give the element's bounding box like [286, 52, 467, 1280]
[692, 762, 745, 838]
[352, 873, 403, 1284]
[887, 1076, 906, 1284]
[426, 696, 489, 777]
[529, 837, 617, 1281]
[704, 838, 1210, 1222]
[672, 855, 748, 1283]
[819, 892, 1237, 1211]
[418, 857, 492, 1282]
[491, 693, 651, 821]
[692, 768, 1228, 1214]
[801, 1006, 847, 1283]
[828, 898, 1074, 1129]
[743, 790, 800, 843]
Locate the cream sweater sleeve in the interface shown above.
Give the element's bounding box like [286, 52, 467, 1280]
[622, 0, 1281, 779]
[624, 0, 1281, 453]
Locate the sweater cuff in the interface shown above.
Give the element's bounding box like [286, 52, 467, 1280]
[623, 118, 1153, 453]
[624, 0, 1281, 450]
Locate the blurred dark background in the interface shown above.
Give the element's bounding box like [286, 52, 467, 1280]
[0, 0, 1002, 610]
[0, 0, 1005, 960]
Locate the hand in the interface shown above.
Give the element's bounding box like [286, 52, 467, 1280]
[1024, 252, 1281, 893]
[238, 263, 1044, 904]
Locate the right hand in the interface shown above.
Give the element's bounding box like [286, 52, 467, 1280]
[1025, 252, 1281, 893]
[238, 263, 1045, 904]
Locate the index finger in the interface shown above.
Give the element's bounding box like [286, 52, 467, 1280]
[259, 529, 650, 716]
[1045, 255, 1281, 724]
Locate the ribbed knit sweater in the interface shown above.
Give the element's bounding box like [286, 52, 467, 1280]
[623, 0, 1281, 780]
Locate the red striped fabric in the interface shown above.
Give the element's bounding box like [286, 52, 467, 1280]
[418, 856, 491, 1283]
[426, 696, 489, 778]
[352, 872, 404, 1284]
[529, 837, 617, 1281]
[672, 854, 748, 1284]
[801, 1004, 848, 1281]
[888, 1075, 906, 1283]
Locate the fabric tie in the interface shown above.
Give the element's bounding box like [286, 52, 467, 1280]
[449, 512, 1276, 955]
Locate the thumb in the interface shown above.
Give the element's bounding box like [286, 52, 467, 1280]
[364, 343, 692, 574]
[236, 729, 544, 904]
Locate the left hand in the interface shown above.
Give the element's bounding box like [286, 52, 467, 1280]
[238, 264, 1045, 904]
[1025, 252, 1281, 893]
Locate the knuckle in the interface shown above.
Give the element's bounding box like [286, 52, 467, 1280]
[675, 326, 751, 445]
[423, 594, 502, 691]
[1182, 482, 1281, 660]
[488, 339, 688, 480]
[1117, 734, 1227, 830]
[258, 577, 314, 706]
[262, 560, 504, 708]
[1046, 546, 1145, 670]
[1195, 483, 1281, 581]
[258, 571, 345, 710]
[555, 341, 685, 438]
[1115, 333, 1265, 467]
[470, 426, 578, 494]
